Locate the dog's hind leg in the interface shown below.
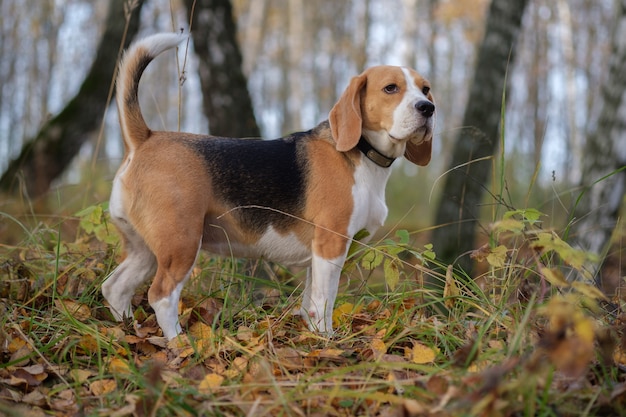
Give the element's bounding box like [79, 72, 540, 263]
[102, 222, 157, 321]
[147, 226, 203, 340]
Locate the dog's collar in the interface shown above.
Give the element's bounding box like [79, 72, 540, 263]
[356, 136, 395, 168]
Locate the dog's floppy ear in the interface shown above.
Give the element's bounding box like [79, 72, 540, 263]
[404, 139, 432, 166]
[329, 73, 367, 152]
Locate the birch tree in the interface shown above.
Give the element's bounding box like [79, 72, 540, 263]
[430, 0, 529, 277]
[185, 0, 260, 137]
[573, 0, 626, 280]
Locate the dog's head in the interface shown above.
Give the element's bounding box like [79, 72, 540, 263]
[329, 66, 435, 166]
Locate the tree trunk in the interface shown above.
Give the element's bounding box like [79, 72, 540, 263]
[430, 0, 529, 277]
[573, 0, 626, 277]
[0, 0, 145, 198]
[185, 0, 261, 138]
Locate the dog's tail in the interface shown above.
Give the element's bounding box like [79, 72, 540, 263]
[116, 33, 186, 152]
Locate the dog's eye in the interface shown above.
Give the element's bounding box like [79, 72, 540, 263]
[422, 86, 430, 95]
[383, 84, 399, 94]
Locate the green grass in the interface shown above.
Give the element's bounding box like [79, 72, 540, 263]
[0, 177, 624, 416]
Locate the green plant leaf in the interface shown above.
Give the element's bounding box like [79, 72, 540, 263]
[77, 205, 103, 234]
[383, 259, 400, 291]
[395, 229, 410, 245]
[486, 245, 508, 268]
[423, 244, 436, 261]
[361, 249, 384, 270]
[531, 232, 593, 270]
[492, 218, 525, 234]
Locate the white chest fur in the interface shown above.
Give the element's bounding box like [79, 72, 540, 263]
[347, 160, 392, 240]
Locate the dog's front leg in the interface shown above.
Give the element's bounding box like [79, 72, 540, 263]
[300, 252, 345, 335]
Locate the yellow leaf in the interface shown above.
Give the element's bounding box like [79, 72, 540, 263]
[574, 314, 595, 344]
[89, 379, 117, 396]
[370, 338, 387, 358]
[571, 281, 608, 301]
[100, 326, 126, 340]
[407, 342, 437, 364]
[486, 245, 508, 268]
[108, 358, 131, 375]
[199, 373, 224, 392]
[538, 295, 596, 377]
[540, 267, 570, 288]
[332, 302, 361, 327]
[224, 356, 248, 379]
[531, 232, 592, 270]
[69, 369, 93, 384]
[614, 348, 626, 366]
[443, 265, 459, 309]
[189, 322, 213, 340]
[167, 334, 192, 351]
[78, 334, 99, 353]
[7, 336, 28, 353]
[309, 348, 345, 359]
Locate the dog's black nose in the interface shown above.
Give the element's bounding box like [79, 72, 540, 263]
[415, 100, 435, 118]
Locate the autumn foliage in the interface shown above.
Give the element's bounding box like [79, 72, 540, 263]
[1, 203, 625, 416]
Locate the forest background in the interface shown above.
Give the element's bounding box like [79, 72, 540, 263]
[0, 0, 624, 269]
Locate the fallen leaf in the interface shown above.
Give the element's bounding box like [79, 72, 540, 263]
[90, 379, 117, 396]
[406, 342, 437, 364]
[7, 335, 28, 353]
[49, 389, 78, 413]
[9, 344, 32, 367]
[426, 374, 449, 396]
[538, 296, 595, 377]
[370, 338, 387, 359]
[69, 369, 93, 384]
[189, 321, 213, 340]
[332, 302, 361, 327]
[305, 348, 349, 367]
[401, 398, 430, 416]
[134, 320, 160, 338]
[198, 373, 224, 392]
[108, 358, 132, 375]
[54, 299, 91, 322]
[236, 325, 254, 342]
[223, 356, 248, 379]
[22, 390, 47, 406]
[273, 347, 303, 370]
[101, 326, 126, 340]
[78, 334, 99, 354]
[10, 368, 47, 387]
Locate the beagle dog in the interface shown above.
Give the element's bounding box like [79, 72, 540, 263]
[102, 33, 435, 340]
